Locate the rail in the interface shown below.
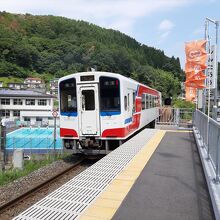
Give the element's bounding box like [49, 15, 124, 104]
[0, 158, 84, 215]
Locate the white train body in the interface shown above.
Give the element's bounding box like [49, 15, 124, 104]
[58, 71, 161, 154]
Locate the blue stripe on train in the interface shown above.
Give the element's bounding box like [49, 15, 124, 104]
[100, 111, 121, 116]
[61, 112, 78, 116]
[124, 117, 132, 124]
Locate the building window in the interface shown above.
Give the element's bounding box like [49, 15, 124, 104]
[36, 117, 42, 122]
[26, 99, 35, 105]
[0, 110, 10, 118]
[1, 99, 10, 105]
[13, 110, 20, 117]
[38, 99, 47, 106]
[24, 117, 30, 122]
[13, 99, 22, 105]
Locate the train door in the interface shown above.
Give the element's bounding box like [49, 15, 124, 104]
[78, 84, 100, 136]
[124, 90, 133, 124]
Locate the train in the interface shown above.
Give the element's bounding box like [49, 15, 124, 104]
[58, 71, 161, 155]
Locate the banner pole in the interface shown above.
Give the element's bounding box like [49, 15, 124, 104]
[203, 20, 208, 113]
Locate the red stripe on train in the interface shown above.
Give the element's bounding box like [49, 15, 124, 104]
[102, 114, 141, 138]
[60, 128, 78, 137]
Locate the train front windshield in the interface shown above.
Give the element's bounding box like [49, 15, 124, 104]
[100, 76, 120, 112]
[59, 78, 77, 114]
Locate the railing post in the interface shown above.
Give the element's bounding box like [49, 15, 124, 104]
[214, 132, 220, 183]
[207, 120, 211, 160]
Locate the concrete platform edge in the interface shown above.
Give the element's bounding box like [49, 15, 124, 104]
[193, 127, 220, 220]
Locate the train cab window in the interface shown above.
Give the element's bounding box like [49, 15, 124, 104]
[100, 77, 120, 112]
[141, 94, 145, 110]
[59, 78, 77, 113]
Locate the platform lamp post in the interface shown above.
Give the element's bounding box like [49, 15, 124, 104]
[0, 113, 6, 171]
[204, 17, 219, 120]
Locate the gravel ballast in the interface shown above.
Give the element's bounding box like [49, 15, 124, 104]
[0, 155, 82, 207]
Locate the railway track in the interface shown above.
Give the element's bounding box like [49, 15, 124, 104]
[0, 157, 91, 219]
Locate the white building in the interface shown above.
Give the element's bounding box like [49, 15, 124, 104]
[24, 77, 45, 89]
[49, 79, 59, 96]
[8, 83, 27, 90]
[0, 89, 57, 125]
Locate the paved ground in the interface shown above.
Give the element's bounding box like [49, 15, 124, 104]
[113, 131, 215, 220]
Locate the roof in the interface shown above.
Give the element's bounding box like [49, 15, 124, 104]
[25, 77, 42, 81]
[8, 82, 26, 85]
[0, 89, 56, 98]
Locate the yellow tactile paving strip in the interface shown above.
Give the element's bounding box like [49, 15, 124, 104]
[79, 130, 166, 220]
[166, 130, 192, 133]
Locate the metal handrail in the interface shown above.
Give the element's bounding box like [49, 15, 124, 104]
[193, 109, 220, 183]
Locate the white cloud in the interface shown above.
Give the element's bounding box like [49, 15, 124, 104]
[193, 27, 203, 35]
[160, 31, 170, 39]
[158, 19, 175, 31]
[157, 19, 174, 42]
[0, 0, 190, 35]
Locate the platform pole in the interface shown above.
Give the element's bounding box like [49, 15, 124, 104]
[105, 140, 109, 154]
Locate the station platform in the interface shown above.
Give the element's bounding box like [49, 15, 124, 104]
[14, 129, 215, 220]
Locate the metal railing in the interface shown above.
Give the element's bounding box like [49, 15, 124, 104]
[193, 109, 220, 183]
[156, 107, 194, 128]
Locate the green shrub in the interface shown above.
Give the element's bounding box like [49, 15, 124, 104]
[173, 98, 196, 109]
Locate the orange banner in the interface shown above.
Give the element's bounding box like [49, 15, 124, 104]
[185, 40, 207, 63]
[185, 71, 206, 82]
[185, 80, 206, 89]
[184, 39, 207, 90]
[185, 57, 207, 72]
[185, 86, 196, 102]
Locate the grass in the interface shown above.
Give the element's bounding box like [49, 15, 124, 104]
[0, 153, 68, 186]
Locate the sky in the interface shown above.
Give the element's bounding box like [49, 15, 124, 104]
[0, 0, 220, 68]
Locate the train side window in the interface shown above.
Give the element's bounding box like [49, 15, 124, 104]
[146, 94, 149, 109]
[128, 93, 130, 110]
[133, 92, 136, 113]
[149, 95, 152, 108]
[141, 94, 145, 110]
[124, 96, 128, 111]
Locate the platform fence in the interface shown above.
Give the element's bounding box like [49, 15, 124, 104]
[193, 109, 220, 183]
[156, 107, 194, 128]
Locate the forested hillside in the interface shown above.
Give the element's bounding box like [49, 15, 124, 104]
[0, 11, 184, 98]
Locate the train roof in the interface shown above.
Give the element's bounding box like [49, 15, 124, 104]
[58, 71, 160, 94]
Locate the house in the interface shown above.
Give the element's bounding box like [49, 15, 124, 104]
[49, 79, 59, 96]
[0, 89, 56, 125]
[24, 77, 46, 93]
[7, 83, 27, 90]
